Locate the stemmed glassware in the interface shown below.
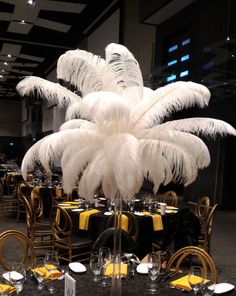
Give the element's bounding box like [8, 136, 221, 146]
[99, 247, 111, 287]
[33, 258, 47, 290]
[147, 252, 161, 294]
[9, 264, 26, 295]
[127, 199, 135, 212]
[188, 266, 204, 295]
[90, 251, 101, 282]
[201, 273, 216, 296]
[44, 251, 59, 294]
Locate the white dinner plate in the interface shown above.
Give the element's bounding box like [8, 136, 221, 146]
[3, 271, 24, 282]
[69, 262, 86, 273]
[134, 211, 145, 216]
[58, 203, 71, 206]
[71, 208, 84, 212]
[166, 206, 178, 210]
[134, 199, 141, 202]
[136, 263, 148, 274]
[104, 211, 113, 216]
[99, 197, 107, 201]
[213, 283, 235, 294]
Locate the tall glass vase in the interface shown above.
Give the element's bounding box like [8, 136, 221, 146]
[111, 193, 122, 296]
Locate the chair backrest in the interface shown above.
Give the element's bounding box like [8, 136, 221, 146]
[0, 180, 3, 198]
[106, 211, 139, 241]
[166, 246, 217, 282]
[18, 193, 34, 232]
[160, 191, 178, 206]
[0, 230, 36, 271]
[202, 204, 218, 253]
[50, 205, 72, 244]
[195, 196, 210, 222]
[30, 189, 44, 220]
[16, 181, 31, 198]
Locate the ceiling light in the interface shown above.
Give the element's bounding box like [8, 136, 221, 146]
[7, 54, 12, 58]
[20, 20, 25, 24]
[1, 70, 5, 72]
[226, 36, 230, 41]
[4, 62, 8, 65]
[27, 0, 36, 6]
[0, 75, 3, 78]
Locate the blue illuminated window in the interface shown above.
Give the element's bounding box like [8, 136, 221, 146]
[182, 38, 191, 46]
[181, 54, 189, 62]
[167, 74, 177, 82]
[180, 70, 189, 77]
[168, 45, 178, 53]
[167, 59, 177, 66]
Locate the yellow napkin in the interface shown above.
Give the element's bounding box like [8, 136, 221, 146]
[170, 275, 204, 291]
[104, 263, 128, 277]
[56, 188, 63, 197]
[32, 265, 62, 280]
[142, 212, 163, 231]
[60, 206, 78, 209]
[157, 209, 177, 214]
[62, 201, 80, 205]
[79, 209, 100, 230]
[0, 284, 15, 294]
[119, 214, 129, 232]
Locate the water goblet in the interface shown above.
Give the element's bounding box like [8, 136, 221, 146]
[147, 252, 161, 294]
[33, 258, 47, 290]
[44, 251, 59, 294]
[90, 251, 101, 282]
[99, 247, 111, 287]
[127, 199, 135, 212]
[9, 265, 26, 295]
[188, 266, 204, 295]
[201, 273, 215, 296]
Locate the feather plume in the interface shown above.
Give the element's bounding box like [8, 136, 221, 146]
[140, 127, 210, 168]
[65, 102, 82, 120]
[130, 81, 211, 129]
[16, 76, 80, 107]
[60, 119, 94, 131]
[57, 49, 120, 96]
[161, 117, 236, 137]
[105, 43, 143, 102]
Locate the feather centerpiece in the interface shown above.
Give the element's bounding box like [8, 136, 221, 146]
[16, 43, 236, 203]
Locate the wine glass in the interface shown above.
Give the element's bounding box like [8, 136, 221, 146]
[44, 251, 59, 294]
[188, 266, 204, 295]
[9, 265, 26, 295]
[99, 247, 111, 287]
[33, 258, 47, 290]
[147, 252, 161, 294]
[90, 251, 101, 282]
[127, 199, 135, 212]
[201, 273, 216, 296]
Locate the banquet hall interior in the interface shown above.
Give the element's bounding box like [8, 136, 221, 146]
[0, 0, 236, 294]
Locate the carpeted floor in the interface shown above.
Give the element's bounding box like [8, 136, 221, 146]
[0, 208, 235, 285]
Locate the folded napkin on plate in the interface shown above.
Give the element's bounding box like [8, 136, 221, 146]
[104, 263, 128, 277]
[170, 275, 205, 291]
[32, 265, 62, 280]
[79, 209, 100, 230]
[0, 284, 15, 294]
[142, 212, 163, 231]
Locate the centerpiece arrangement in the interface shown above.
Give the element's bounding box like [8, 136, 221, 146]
[16, 43, 236, 295]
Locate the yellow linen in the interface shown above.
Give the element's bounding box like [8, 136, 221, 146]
[142, 212, 163, 231]
[55, 188, 63, 197]
[104, 263, 128, 277]
[157, 209, 177, 214]
[0, 284, 15, 294]
[33, 185, 41, 192]
[60, 206, 78, 209]
[62, 201, 80, 205]
[79, 209, 100, 230]
[170, 275, 205, 291]
[32, 266, 62, 280]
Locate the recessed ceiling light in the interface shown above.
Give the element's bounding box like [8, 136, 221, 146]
[20, 20, 25, 24]
[4, 62, 8, 65]
[0, 75, 3, 78]
[27, 0, 36, 5]
[1, 70, 5, 72]
[226, 36, 230, 41]
[7, 54, 12, 58]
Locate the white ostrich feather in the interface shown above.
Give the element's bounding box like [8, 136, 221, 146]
[161, 117, 236, 137]
[105, 43, 143, 102]
[16, 76, 80, 107]
[59, 119, 94, 131]
[102, 170, 118, 198]
[65, 102, 82, 120]
[57, 49, 120, 96]
[130, 81, 211, 129]
[141, 128, 210, 169]
[139, 139, 198, 187]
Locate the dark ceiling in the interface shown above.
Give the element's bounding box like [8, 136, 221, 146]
[0, 0, 118, 100]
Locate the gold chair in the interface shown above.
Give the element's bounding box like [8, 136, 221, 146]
[166, 246, 217, 282]
[194, 196, 210, 224]
[160, 191, 178, 207]
[198, 204, 218, 254]
[0, 179, 18, 216]
[16, 181, 31, 221]
[106, 211, 139, 241]
[0, 230, 36, 271]
[50, 205, 93, 263]
[18, 193, 53, 253]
